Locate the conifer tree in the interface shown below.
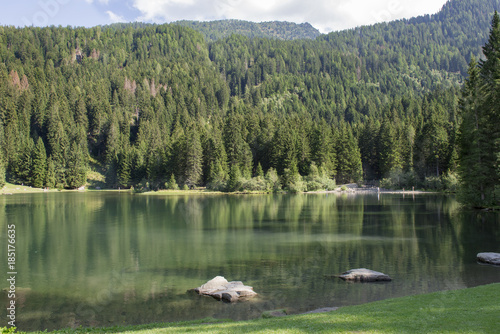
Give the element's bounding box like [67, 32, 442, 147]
[227, 164, 241, 192]
[31, 137, 47, 188]
[66, 142, 87, 189]
[336, 124, 363, 184]
[117, 148, 132, 188]
[166, 173, 179, 190]
[45, 156, 56, 189]
[458, 13, 500, 207]
[255, 162, 264, 178]
[183, 125, 203, 187]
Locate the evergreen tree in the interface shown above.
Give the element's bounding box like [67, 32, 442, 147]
[16, 138, 34, 184]
[182, 125, 203, 187]
[117, 148, 132, 188]
[336, 124, 363, 184]
[166, 173, 179, 190]
[458, 11, 500, 208]
[377, 118, 402, 177]
[45, 156, 56, 189]
[31, 137, 47, 188]
[66, 142, 87, 189]
[255, 162, 264, 178]
[227, 164, 241, 192]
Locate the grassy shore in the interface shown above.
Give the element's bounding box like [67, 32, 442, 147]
[13, 283, 500, 334]
[0, 182, 52, 194]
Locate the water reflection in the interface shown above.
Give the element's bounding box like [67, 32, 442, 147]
[0, 192, 499, 331]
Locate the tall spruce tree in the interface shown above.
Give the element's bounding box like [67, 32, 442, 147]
[458, 12, 500, 207]
[45, 156, 56, 189]
[31, 137, 47, 188]
[182, 125, 203, 187]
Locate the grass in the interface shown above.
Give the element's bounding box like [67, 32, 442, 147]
[0, 182, 51, 194]
[15, 283, 500, 334]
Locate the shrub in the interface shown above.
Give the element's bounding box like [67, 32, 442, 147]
[305, 180, 323, 192]
[424, 176, 442, 191]
[304, 163, 336, 191]
[379, 178, 392, 189]
[265, 167, 281, 192]
[240, 176, 268, 192]
[165, 174, 179, 190]
[283, 167, 305, 193]
[441, 172, 459, 192]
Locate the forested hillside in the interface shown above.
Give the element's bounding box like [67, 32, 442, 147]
[174, 20, 321, 41]
[0, 0, 498, 193]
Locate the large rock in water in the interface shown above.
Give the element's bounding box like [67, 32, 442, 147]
[194, 276, 257, 303]
[338, 268, 392, 282]
[477, 253, 500, 266]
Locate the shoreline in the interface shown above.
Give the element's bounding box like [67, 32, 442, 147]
[1, 183, 441, 196]
[15, 283, 500, 334]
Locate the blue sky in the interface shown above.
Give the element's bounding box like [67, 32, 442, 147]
[1, 0, 449, 33]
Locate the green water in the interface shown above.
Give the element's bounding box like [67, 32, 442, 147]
[1, 192, 499, 331]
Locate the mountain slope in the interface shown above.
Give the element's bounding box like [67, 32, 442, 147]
[173, 20, 321, 41]
[0, 0, 499, 189]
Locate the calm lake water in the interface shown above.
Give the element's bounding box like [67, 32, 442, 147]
[1, 192, 499, 331]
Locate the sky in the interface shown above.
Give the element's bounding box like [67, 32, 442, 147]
[0, 0, 449, 33]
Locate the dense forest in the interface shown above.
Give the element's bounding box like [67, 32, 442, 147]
[174, 20, 321, 41]
[0, 0, 498, 204]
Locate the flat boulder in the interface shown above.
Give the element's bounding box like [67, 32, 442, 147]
[338, 268, 392, 282]
[477, 253, 500, 266]
[194, 276, 257, 303]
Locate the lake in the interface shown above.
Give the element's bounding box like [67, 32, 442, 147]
[1, 192, 499, 331]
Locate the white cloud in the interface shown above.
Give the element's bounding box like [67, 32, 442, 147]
[85, 0, 110, 4]
[106, 10, 125, 23]
[131, 0, 448, 33]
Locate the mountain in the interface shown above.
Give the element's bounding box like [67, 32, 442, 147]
[0, 0, 499, 190]
[173, 20, 321, 41]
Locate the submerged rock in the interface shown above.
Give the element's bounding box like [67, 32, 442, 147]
[477, 253, 500, 266]
[338, 268, 392, 282]
[194, 276, 257, 303]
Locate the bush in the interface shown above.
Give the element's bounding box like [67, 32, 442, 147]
[424, 176, 442, 191]
[381, 168, 419, 190]
[441, 172, 459, 192]
[165, 174, 179, 190]
[265, 167, 281, 192]
[283, 167, 305, 193]
[305, 180, 323, 192]
[379, 178, 393, 189]
[304, 163, 336, 191]
[240, 176, 268, 192]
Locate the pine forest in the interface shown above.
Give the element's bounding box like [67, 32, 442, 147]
[0, 0, 499, 208]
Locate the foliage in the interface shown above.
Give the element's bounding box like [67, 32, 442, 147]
[0, 162, 5, 188]
[379, 168, 419, 190]
[304, 163, 336, 191]
[0, 0, 498, 192]
[174, 20, 321, 41]
[165, 174, 179, 190]
[458, 11, 500, 207]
